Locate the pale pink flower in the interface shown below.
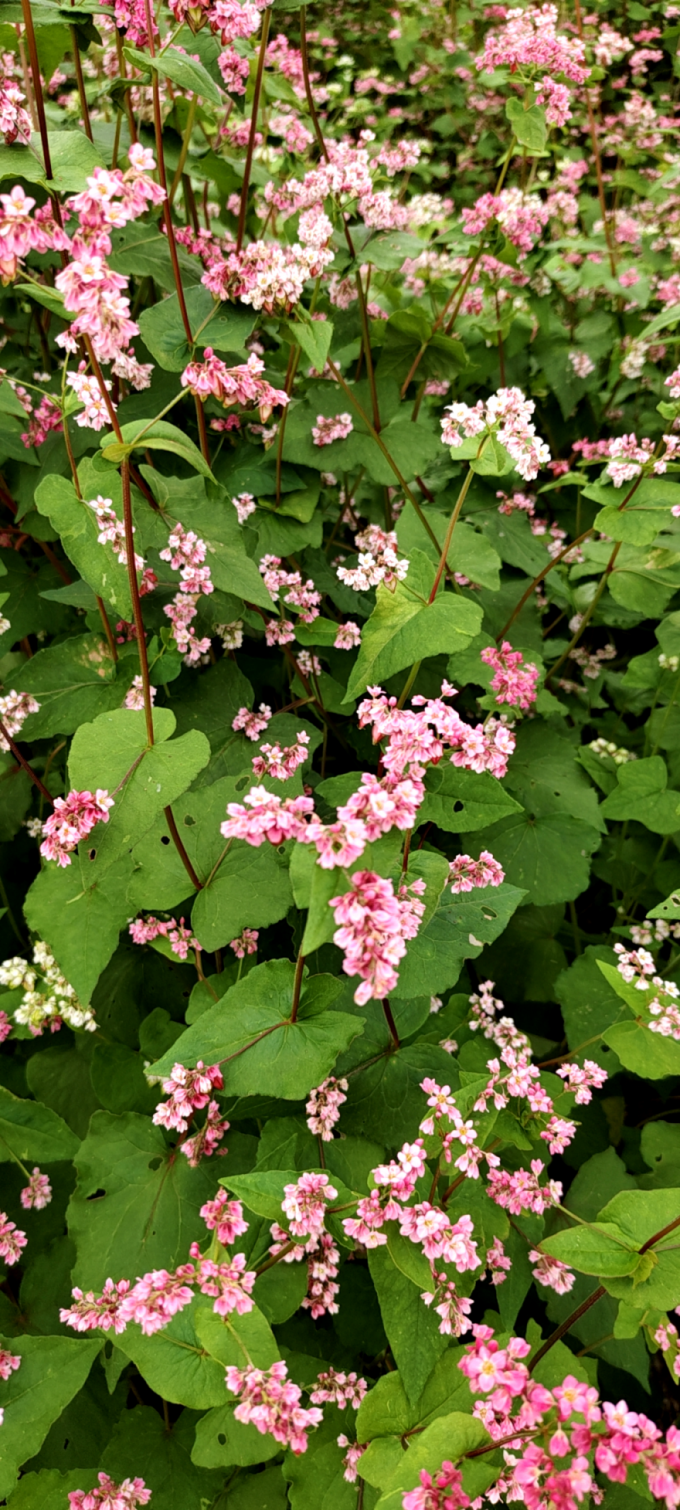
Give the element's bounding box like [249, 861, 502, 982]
[40, 789, 114, 867]
[20, 1167, 52, 1210]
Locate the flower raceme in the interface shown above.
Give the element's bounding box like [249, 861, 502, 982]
[441, 388, 551, 481]
[180, 349, 289, 421]
[40, 789, 114, 867]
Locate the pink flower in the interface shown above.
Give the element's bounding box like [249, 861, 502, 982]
[306, 1076, 348, 1140]
[0, 690, 40, 748]
[232, 703, 272, 740]
[20, 1167, 52, 1210]
[68, 1475, 151, 1510]
[0, 1346, 20, 1380]
[152, 1061, 224, 1134]
[60, 1278, 130, 1334]
[337, 1436, 367, 1483]
[529, 1248, 576, 1295]
[334, 621, 362, 649]
[221, 785, 314, 846]
[40, 789, 114, 867]
[229, 928, 259, 958]
[0, 1211, 27, 1265]
[481, 641, 540, 709]
[226, 1360, 323, 1454]
[200, 1191, 249, 1246]
[310, 1368, 367, 1409]
[312, 412, 353, 446]
[403, 1461, 471, 1510]
[556, 1058, 608, 1103]
[449, 851, 505, 893]
[194, 1252, 256, 1316]
[118, 1265, 196, 1334]
[281, 1171, 338, 1241]
[181, 349, 288, 421]
[330, 870, 425, 1004]
[252, 731, 310, 780]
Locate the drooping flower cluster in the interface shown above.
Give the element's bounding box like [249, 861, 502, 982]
[252, 730, 310, 780]
[330, 871, 426, 1004]
[229, 928, 259, 958]
[159, 521, 214, 665]
[449, 851, 505, 893]
[0, 1211, 27, 1266]
[181, 350, 288, 421]
[481, 641, 540, 710]
[614, 943, 680, 1039]
[20, 1168, 52, 1210]
[226, 1360, 323, 1455]
[0, 940, 95, 1034]
[441, 388, 551, 481]
[305, 1076, 348, 1140]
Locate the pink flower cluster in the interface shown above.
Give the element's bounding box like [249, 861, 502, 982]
[181, 350, 288, 422]
[281, 1171, 338, 1241]
[330, 871, 426, 1004]
[0, 690, 40, 748]
[336, 524, 409, 592]
[86, 495, 142, 572]
[312, 412, 354, 446]
[462, 188, 550, 257]
[0, 1211, 26, 1266]
[129, 915, 201, 961]
[61, 1247, 256, 1336]
[310, 1367, 367, 1408]
[441, 388, 551, 480]
[160, 521, 213, 665]
[226, 1360, 323, 1454]
[403, 1461, 470, 1510]
[20, 1167, 52, 1210]
[229, 928, 259, 958]
[259, 554, 321, 625]
[40, 789, 114, 868]
[358, 680, 517, 780]
[481, 641, 540, 709]
[252, 730, 310, 780]
[305, 1075, 348, 1140]
[200, 1190, 249, 1246]
[221, 786, 315, 845]
[449, 851, 505, 893]
[68, 1475, 151, 1510]
[232, 702, 272, 740]
[152, 1060, 226, 1161]
[615, 943, 680, 1039]
[556, 1059, 608, 1103]
[334, 621, 362, 649]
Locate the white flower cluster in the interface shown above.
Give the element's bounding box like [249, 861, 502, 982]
[0, 941, 96, 1033]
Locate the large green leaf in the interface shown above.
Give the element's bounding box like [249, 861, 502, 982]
[138, 285, 255, 371]
[393, 881, 526, 997]
[368, 1233, 450, 1402]
[0, 1334, 100, 1500]
[101, 1405, 224, 1510]
[24, 851, 134, 1005]
[601, 756, 680, 834]
[125, 42, 224, 105]
[418, 765, 523, 833]
[100, 419, 215, 482]
[148, 961, 364, 1098]
[34, 473, 133, 618]
[471, 813, 601, 905]
[346, 550, 482, 699]
[0, 1085, 79, 1164]
[540, 1223, 639, 1277]
[12, 634, 126, 739]
[67, 1111, 216, 1288]
[116, 1299, 277, 1409]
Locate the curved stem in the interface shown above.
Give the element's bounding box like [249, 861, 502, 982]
[528, 1286, 606, 1373]
[163, 805, 203, 891]
[381, 998, 400, 1049]
[428, 463, 475, 603]
[545, 541, 621, 687]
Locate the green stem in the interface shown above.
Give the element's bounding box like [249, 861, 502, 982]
[428, 463, 475, 603]
[236, 8, 271, 252]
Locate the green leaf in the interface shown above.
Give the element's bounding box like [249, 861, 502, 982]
[192, 1406, 282, 1470]
[34, 473, 133, 618]
[0, 1334, 100, 1500]
[24, 852, 134, 1005]
[67, 1111, 217, 1289]
[372, 1412, 488, 1501]
[100, 419, 215, 481]
[540, 1223, 640, 1277]
[138, 285, 255, 371]
[101, 1405, 224, 1510]
[396, 507, 501, 591]
[125, 42, 224, 105]
[393, 881, 526, 998]
[648, 888, 680, 920]
[40, 129, 107, 192]
[368, 1235, 449, 1402]
[362, 231, 425, 268]
[596, 1190, 680, 1310]
[602, 1019, 680, 1079]
[0, 1084, 79, 1164]
[601, 757, 680, 834]
[593, 506, 662, 547]
[191, 842, 294, 950]
[506, 98, 548, 152]
[287, 314, 333, 374]
[148, 960, 364, 1099]
[418, 765, 523, 832]
[12, 633, 125, 738]
[471, 812, 601, 906]
[346, 550, 482, 700]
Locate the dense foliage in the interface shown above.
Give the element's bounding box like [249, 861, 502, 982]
[3, 0, 680, 1506]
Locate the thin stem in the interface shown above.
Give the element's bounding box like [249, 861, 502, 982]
[71, 27, 93, 141]
[397, 661, 422, 710]
[428, 464, 475, 604]
[236, 8, 271, 252]
[496, 527, 595, 642]
[545, 542, 621, 687]
[20, 0, 54, 181]
[528, 1287, 606, 1373]
[381, 998, 400, 1050]
[290, 949, 305, 1024]
[168, 94, 197, 206]
[120, 459, 155, 746]
[0, 723, 53, 804]
[325, 358, 446, 560]
[96, 598, 119, 663]
[163, 805, 203, 891]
